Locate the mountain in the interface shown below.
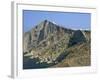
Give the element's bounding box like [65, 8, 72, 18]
[23, 20, 90, 69]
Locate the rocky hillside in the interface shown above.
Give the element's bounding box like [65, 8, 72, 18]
[23, 20, 90, 69]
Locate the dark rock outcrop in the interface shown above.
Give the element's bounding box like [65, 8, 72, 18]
[68, 30, 87, 47]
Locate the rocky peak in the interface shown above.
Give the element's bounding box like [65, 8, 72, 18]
[23, 20, 88, 54]
[42, 19, 48, 24]
[23, 20, 90, 69]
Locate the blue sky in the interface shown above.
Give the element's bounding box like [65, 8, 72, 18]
[23, 10, 91, 32]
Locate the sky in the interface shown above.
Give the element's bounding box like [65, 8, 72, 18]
[23, 10, 91, 32]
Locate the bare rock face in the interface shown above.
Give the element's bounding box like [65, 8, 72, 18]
[23, 20, 90, 69]
[23, 32, 31, 53]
